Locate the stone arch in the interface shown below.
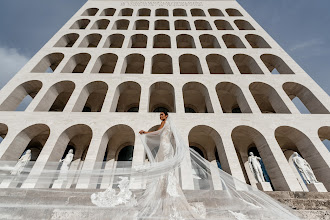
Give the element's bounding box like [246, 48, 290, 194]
[70, 19, 90, 29]
[214, 20, 233, 30]
[91, 19, 110, 30]
[103, 34, 125, 48]
[156, 8, 169, 16]
[194, 20, 211, 30]
[129, 34, 147, 48]
[199, 34, 220, 48]
[173, 8, 187, 16]
[155, 20, 170, 30]
[226, 8, 242, 16]
[100, 8, 116, 16]
[119, 8, 133, 16]
[31, 53, 64, 73]
[82, 8, 98, 16]
[318, 126, 330, 152]
[191, 8, 205, 16]
[175, 20, 191, 30]
[54, 33, 79, 47]
[0, 124, 50, 161]
[153, 34, 171, 48]
[61, 53, 91, 73]
[216, 82, 252, 113]
[206, 54, 232, 74]
[78, 34, 102, 47]
[246, 34, 271, 48]
[138, 8, 151, 16]
[122, 54, 145, 74]
[231, 126, 289, 190]
[261, 54, 294, 74]
[179, 54, 202, 74]
[111, 81, 141, 112]
[34, 81, 75, 112]
[233, 54, 263, 74]
[112, 19, 129, 30]
[208, 8, 224, 16]
[249, 82, 291, 113]
[0, 80, 43, 111]
[134, 19, 149, 30]
[183, 82, 214, 113]
[177, 34, 195, 48]
[91, 53, 118, 73]
[149, 82, 175, 112]
[72, 81, 108, 112]
[222, 34, 245, 48]
[0, 123, 8, 143]
[234, 20, 255, 30]
[152, 54, 173, 74]
[283, 82, 329, 114]
[275, 126, 330, 190]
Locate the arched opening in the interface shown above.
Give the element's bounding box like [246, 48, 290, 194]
[112, 19, 130, 30]
[0, 80, 42, 111]
[155, 20, 170, 30]
[179, 54, 203, 74]
[214, 20, 233, 30]
[122, 54, 145, 74]
[100, 8, 116, 16]
[61, 53, 91, 73]
[111, 81, 141, 112]
[275, 126, 330, 191]
[283, 82, 329, 114]
[183, 82, 214, 113]
[34, 81, 75, 112]
[91, 19, 110, 30]
[199, 34, 220, 48]
[223, 34, 245, 48]
[173, 8, 187, 16]
[0, 123, 8, 144]
[245, 34, 271, 49]
[216, 82, 252, 113]
[138, 8, 151, 16]
[54, 33, 79, 47]
[232, 126, 286, 190]
[206, 54, 232, 74]
[177, 34, 195, 48]
[234, 20, 255, 30]
[31, 53, 64, 73]
[208, 9, 224, 17]
[233, 54, 263, 74]
[226, 8, 243, 16]
[129, 34, 147, 48]
[191, 9, 205, 16]
[134, 20, 149, 30]
[156, 8, 168, 16]
[175, 20, 191, 30]
[249, 82, 291, 113]
[149, 82, 175, 112]
[82, 8, 98, 16]
[70, 19, 90, 29]
[194, 20, 211, 30]
[152, 54, 173, 74]
[153, 34, 171, 48]
[78, 34, 102, 47]
[261, 54, 294, 74]
[91, 53, 118, 73]
[119, 8, 133, 16]
[318, 127, 330, 152]
[103, 34, 125, 48]
[72, 81, 108, 112]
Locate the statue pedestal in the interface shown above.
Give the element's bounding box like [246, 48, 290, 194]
[52, 179, 68, 189]
[307, 182, 327, 192]
[256, 182, 273, 191]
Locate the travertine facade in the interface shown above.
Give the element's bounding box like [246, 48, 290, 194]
[0, 0, 329, 193]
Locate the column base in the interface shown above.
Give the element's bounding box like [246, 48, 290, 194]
[307, 182, 327, 192]
[52, 179, 68, 189]
[257, 182, 273, 191]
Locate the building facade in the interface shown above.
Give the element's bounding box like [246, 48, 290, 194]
[0, 0, 329, 192]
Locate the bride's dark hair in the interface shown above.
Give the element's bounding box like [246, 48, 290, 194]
[161, 111, 168, 116]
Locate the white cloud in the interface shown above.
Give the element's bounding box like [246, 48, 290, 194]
[289, 38, 324, 52]
[0, 46, 29, 89]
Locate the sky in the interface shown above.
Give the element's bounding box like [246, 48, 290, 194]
[0, 0, 329, 148]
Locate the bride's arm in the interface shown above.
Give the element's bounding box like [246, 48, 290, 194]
[139, 120, 165, 134]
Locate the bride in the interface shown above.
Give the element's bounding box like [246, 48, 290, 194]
[91, 112, 300, 220]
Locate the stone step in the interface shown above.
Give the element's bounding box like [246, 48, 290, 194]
[267, 191, 330, 200]
[276, 198, 330, 210]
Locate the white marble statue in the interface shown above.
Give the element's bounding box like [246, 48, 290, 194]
[58, 149, 74, 180]
[11, 149, 31, 175]
[248, 152, 265, 183]
[292, 152, 318, 184]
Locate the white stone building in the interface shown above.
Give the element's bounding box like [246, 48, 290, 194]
[0, 0, 329, 194]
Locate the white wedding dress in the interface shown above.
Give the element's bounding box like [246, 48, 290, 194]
[91, 117, 300, 220]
